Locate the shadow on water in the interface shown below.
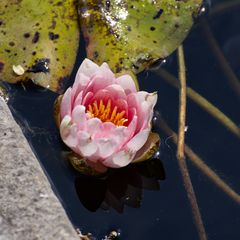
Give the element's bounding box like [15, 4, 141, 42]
[75, 159, 165, 213]
[3, 0, 240, 239]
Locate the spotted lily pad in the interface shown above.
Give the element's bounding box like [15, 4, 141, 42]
[79, 0, 202, 74]
[0, 0, 80, 92]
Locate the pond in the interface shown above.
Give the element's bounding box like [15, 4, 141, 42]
[2, 0, 240, 239]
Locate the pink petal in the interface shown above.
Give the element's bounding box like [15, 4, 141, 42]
[103, 150, 134, 168]
[94, 122, 116, 139]
[86, 118, 102, 138]
[137, 101, 152, 131]
[105, 84, 127, 101]
[102, 121, 116, 133]
[91, 89, 113, 104]
[81, 91, 94, 108]
[77, 58, 99, 78]
[124, 115, 138, 141]
[111, 126, 128, 146]
[77, 131, 98, 157]
[60, 88, 72, 119]
[116, 74, 137, 94]
[71, 105, 86, 131]
[77, 130, 90, 140]
[60, 116, 78, 150]
[133, 91, 158, 107]
[126, 128, 150, 153]
[78, 141, 98, 158]
[113, 99, 128, 116]
[127, 107, 137, 124]
[100, 62, 111, 70]
[60, 115, 71, 139]
[96, 138, 118, 159]
[92, 121, 129, 152]
[82, 64, 115, 96]
[127, 92, 157, 132]
[103, 126, 128, 151]
[73, 91, 83, 108]
[146, 92, 158, 107]
[72, 73, 90, 100]
[127, 93, 139, 111]
[138, 92, 158, 130]
[94, 117, 138, 157]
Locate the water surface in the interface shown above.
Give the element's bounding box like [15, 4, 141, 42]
[5, 0, 240, 239]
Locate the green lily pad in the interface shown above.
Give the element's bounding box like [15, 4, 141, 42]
[79, 0, 202, 74]
[0, 0, 80, 92]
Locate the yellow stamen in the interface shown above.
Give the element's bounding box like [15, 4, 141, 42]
[87, 99, 128, 126]
[99, 99, 104, 114]
[93, 101, 99, 115]
[109, 106, 118, 122]
[105, 99, 111, 120]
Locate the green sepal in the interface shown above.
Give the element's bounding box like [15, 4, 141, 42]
[67, 152, 108, 177]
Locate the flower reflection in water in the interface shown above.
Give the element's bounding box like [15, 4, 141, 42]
[74, 158, 165, 213]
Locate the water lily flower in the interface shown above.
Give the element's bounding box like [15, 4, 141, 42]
[59, 58, 158, 172]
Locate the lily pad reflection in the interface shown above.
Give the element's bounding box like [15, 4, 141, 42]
[74, 158, 165, 213]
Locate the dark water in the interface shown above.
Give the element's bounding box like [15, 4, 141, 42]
[4, 0, 240, 239]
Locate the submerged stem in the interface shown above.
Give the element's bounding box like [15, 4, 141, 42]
[156, 69, 240, 139]
[210, 0, 240, 17]
[157, 116, 240, 205]
[200, 19, 240, 99]
[177, 46, 207, 240]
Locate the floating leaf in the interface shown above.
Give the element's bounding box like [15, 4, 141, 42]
[79, 0, 202, 74]
[0, 0, 80, 92]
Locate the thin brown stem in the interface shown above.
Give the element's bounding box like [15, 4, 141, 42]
[156, 69, 240, 139]
[200, 18, 240, 99]
[157, 117, 240, 205]
[177, 46, 207, 240]
[177, 45, 187, 159]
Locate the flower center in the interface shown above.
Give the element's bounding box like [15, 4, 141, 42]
[87, 99, 128, 126]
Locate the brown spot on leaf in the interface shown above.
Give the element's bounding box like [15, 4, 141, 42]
[28, 58, 50, 73]
[56, 1, 63, 6]
[24, 33, 30, 38]
[32, 32, 40, 43]
[49, 32, 59, 40]
[153, 9, 164, 19]
[9, 42, 15, 46]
